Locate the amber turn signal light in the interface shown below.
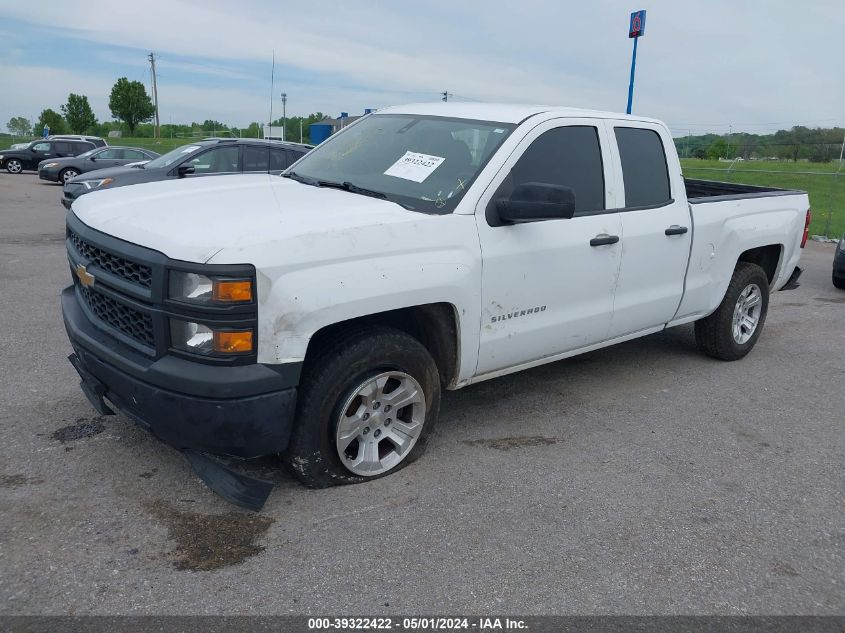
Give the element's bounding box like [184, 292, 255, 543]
[212, 279, 253, 302]
[213, 330, 254, 353]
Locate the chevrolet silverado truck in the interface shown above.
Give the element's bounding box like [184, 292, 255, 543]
[62, 103, 810, 508]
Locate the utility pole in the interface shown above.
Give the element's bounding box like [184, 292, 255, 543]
[148, 52, 160, 138]
[280, 93, 287, 141]
[839, 133, 845, 166]
[300, 119, 303, 144]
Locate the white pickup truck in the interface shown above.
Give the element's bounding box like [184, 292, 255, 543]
[62, 103, 811, 508]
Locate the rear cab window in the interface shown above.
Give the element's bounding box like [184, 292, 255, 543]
[614, 127, 671, 208]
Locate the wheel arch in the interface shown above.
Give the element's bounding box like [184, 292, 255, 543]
[737, 243, 783, 285]
[303, 303, 461, 389]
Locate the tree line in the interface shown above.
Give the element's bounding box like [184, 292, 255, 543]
[678, 127, 845, 162]
[6, 77, 330, 145]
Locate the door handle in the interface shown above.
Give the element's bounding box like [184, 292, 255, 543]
[590, 234, 620, 247]
[665, 225, 689, 236]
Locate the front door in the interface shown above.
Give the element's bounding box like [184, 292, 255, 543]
[474, 119, 623, 377]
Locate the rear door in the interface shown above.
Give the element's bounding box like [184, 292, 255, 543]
[474, 119, 623, 376]
[605, 122, 692, 338]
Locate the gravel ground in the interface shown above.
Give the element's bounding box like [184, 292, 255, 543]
[0, 172, 842, 615]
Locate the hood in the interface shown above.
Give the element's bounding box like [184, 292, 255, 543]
[68, 164, 149, 182]
[70, 174, 422, 263]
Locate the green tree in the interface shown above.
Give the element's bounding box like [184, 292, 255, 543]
[6, 116, 32, 137]
[706, 138, 728, 160]
[108, 78, 155, 135]
[35, 108, 66, 136]
[61, 93, 98, 134]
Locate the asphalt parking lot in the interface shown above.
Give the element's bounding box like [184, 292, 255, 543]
[0, 171, 842, 616]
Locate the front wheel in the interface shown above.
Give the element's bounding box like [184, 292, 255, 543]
[286, 327, 441, 488]
[695, 262, 770, 361]
[834, 274, 845, 290]
[5, 159, 22, 174]
[60, 168, 79, 183]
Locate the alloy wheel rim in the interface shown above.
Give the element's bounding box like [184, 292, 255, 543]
[63, 170, 78, 182]
[732, 283, 762, 344]
[8, 160, 21, 173]
[335, 371, 425, 476]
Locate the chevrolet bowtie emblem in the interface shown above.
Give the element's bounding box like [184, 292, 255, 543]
[75, 263, 95, 287]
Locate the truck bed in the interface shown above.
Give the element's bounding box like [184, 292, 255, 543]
[685, 178, 803, 204]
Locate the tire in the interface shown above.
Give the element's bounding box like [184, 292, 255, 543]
[5, 159, 22, 174]
[695, 262, 770, 361]
[285, 327, 441, 488]
[833, 274, 845, 290]
[60, 168, 79, 183]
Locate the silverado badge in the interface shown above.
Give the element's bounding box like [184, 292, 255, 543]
[75, 263, 95, 287]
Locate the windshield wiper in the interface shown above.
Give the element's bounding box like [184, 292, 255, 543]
[314, 180, 388, 201]
[282, 172, 398, 205]
[281, 171, 318, 185]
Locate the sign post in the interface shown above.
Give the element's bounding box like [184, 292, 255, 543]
[626, 9, 646, 115]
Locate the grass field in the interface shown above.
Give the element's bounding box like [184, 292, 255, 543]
[681, 159, 844, 238]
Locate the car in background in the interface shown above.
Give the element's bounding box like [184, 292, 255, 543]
[1, 138, 97, 174]
[62, 138, 311, 208]
[38, 146, 160, 184]
[49, 135, 107, 148]
[834, 233, 845, 289]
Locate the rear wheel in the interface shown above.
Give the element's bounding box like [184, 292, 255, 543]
[60, 168, 79, 183]
[285, 327, 440, 488]
[6, 159, 22, 174]
[695, 262, 770, 361]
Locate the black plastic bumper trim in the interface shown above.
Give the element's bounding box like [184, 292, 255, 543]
[68, 346, 297, 458]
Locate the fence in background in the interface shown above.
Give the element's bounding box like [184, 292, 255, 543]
[681, 157, 845, 239]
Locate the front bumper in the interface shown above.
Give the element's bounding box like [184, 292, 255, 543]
[62, 285, 299, 458]
[39, 167, 61, 182]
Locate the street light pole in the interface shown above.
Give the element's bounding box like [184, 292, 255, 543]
[280, 93, 287, 142]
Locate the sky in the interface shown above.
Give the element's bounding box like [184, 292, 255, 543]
[1, 0, 843, 137]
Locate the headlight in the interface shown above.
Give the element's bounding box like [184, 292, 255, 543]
[79, 178, 113, 189]
[168, 272, 253, 305]
[169, 319, 254, 355]
[43, 162, 60, 168]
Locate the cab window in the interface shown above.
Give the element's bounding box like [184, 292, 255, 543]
[614, 127, 671, 208]
[494, 126, 606, 215]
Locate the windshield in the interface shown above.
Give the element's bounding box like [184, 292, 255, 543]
[143, 144, 205, 169]
[288, 114, 516, 213]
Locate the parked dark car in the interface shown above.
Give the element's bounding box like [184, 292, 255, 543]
[833, 234, 845, 289]
[1, 139, 96, 174]
[62, 138, 312, 208]
[39, 146, 160, 184]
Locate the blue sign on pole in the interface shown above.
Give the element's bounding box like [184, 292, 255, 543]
[626, 9, 646, 114]
[629, 10, 646, 38]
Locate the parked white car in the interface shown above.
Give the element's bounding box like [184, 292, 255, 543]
[62, 103, 810, 508]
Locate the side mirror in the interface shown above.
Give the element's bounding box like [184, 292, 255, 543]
[89, 156, 97, 162]
[177, 165, 196, 177]
[495, 182, 576, 224]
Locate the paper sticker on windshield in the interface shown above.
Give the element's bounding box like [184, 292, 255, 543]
[384, 151, 445, 183]
[181, 145, 200, 153]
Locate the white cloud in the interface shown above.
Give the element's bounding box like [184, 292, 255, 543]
[1, 0, 844, 133]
